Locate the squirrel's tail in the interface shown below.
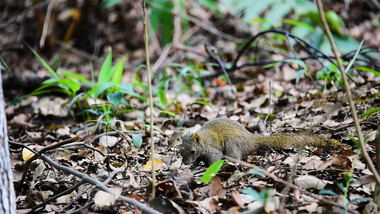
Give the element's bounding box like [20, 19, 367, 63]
[255, 134, 344, 150]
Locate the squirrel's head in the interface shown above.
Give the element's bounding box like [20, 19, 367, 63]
[180, 132, 204, 165]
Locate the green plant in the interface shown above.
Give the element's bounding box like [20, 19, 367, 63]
[361, 107, 380, 119]
[28, 44, 149, 122]
[83, 50, 148, 119]
[201, 160, 225, 183]
[317, 40, 364, 91]
[27, 44, 87, 99]
[101, 0, 123, 9]
[57, 148, 71, 160]
[132, 134, 143, 148]
[244, 188, 274, 212]
[219, 0, 315, 26]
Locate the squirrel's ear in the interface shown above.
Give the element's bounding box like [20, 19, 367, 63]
[193, 133, 201, 144]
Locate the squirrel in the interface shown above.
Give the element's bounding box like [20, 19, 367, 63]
[179, 118, 343, 168]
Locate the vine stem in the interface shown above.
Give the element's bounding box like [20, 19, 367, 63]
[142, 0, 156, 197]
[316, 0, 380, 185]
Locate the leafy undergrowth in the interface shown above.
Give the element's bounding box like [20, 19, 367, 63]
[7, 62, 380, 213]
[3, 0, 380, 213]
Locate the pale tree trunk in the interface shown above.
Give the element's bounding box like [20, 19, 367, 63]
[0, 68, 16, 213]
[374, 126, 380, 208]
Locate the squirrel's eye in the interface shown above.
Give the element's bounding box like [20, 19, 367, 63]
[192, 148, 196, 154]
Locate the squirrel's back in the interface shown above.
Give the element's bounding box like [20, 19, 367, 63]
[180, 118, 343, 167]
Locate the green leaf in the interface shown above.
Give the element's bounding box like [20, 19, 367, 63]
[86, 85, 101, 99]
[264, 1, 292, 27]
[95, 82, 114, 98]
[240, 0, 275, 24]
[346, 133, 361, 149]
[355, 66, 380, 77]
[84, 109, 100, 116]
[67, 92, 85, 118]
[361, 107, 380, 119]
[118, 82, 133, 92]
[28, 88, 66, 96]
[247, 170, 266, 178]
[325, 11, 344, 36]
[43, 78, 59, 85]
[98, 49, 112, 84]
[318, 189, 338, 197]
[344, 40, 364, 73]
[283, 19, 314, 31]
[333, 34, 360, 54]
[191, 100, 212, 108]
[60, 72, 89, 83]
[111, 55, 127, 84]
[143, 124, 165, 135]
[201, 160, 225, 183]
[150, 0, 174, 45]
[337, 183, 345, 192]
[107, 91, 122, 107]
[139, 112, 146, 128]
[197, 0, 219, 13]
[343, 171, 352, 183]
[63, 78, 81, 94]
[157, 86, 167, 107]
[101, 0, 123, 8]
[158, 110, 177, 118]
[284, 59, 306, 69]
[296, 69, 307, 83]
[132, 134, 143, 148]
[118, 83, 147, 102]
[244, 188, 263, 201]
[25, 43, 59, 79]
[348, 197, 371, 204]
[0, 57, 10, 73]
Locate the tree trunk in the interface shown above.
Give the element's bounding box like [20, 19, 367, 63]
[374, 125, 380, 208]
[0, 68, 16, 213]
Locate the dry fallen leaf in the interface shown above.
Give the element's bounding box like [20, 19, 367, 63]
[208, 176, 226, 199]
[294, 175, 326, 190]
[22, 145, 44, 161]
[231, 188, 244, 208]
[331, 156, 352, 170]
[94, 186, 122, 208]
[38, 97, 68, 117]
[8, 114, 37, 128]
[141, 159, 164, 171]
[99, 135, 120, 147]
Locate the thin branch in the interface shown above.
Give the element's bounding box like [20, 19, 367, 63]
[32, 180, 86, 211]
[173, 0, 181, 46]
[59, 170, 118, 212]
[204, 43, 232, 85]
[16, 135, 82, 189]
[40, 0, 56, 48]
[316, 0, 380, 186]
[142, 0, 156, 198]
[34, 149, 160, 214]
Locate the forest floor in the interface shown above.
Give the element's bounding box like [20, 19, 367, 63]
[2, 0, 380, 213]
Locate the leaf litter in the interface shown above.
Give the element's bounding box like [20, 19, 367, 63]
[3, 1, 380, 213]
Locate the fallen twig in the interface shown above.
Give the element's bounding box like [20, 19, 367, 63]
[15, 135, 82, 190]
[31, 147, 161, 214]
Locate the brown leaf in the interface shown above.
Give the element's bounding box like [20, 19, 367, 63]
[141, 159, 165, 171]
[231, 188, 244, 208]
[208, 176, 226, 199]
[332, 156, 352, 170]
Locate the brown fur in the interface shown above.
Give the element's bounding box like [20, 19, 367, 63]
[179, 118, 342, 167]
